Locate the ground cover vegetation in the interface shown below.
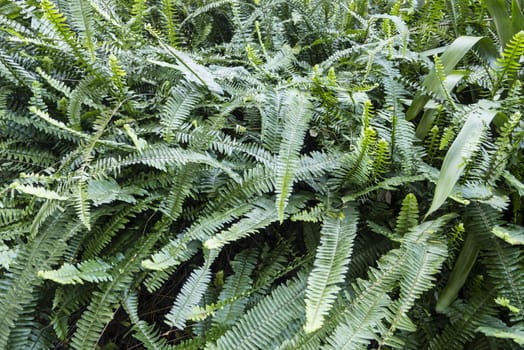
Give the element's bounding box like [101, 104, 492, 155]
[0, 0, 524, 348]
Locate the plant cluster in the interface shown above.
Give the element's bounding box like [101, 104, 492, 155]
[0, 0, 524, 349]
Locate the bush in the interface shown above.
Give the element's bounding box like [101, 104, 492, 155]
[0, 0, 523, 349]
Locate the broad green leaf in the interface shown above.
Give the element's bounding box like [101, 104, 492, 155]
[407, 36, 483, 120]
[425, 101, 498, 218]
[485, 0, 513, 47]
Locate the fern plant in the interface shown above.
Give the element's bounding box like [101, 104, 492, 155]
[1, 0, 524, 349]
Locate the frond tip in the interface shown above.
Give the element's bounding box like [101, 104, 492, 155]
[37, 259, 112, 284]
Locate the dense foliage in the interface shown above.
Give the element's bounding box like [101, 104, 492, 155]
[1, 0, 524, 348]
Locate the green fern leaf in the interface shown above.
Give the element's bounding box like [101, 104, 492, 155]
[212, 250, 257, 326]
[275, 90, 312, 222]
[37, 259, 112, 284]
[304, 206, 358, 333]
[395, 193, 419, 236]
[207, 273, 307, 350]
[123, 292, 174, 350]
[68, 0, 96, 61]
[204, 198, 278, 250]
[71, 233, 159, 350]
[10, 183, 67, 200]
[165, 255, 215, 329]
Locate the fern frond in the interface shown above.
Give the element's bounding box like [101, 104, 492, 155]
[40, 0, 83, 61]
[123, 291, 173, 350]
[275, 90, 312, 222]
[325, 215, 453, 349]
[10, 182, 67, 201]
[165, 253, 216, 329]
[394, 193, 419, 236]
[68, 0, 96, 61]
[304, 206, 358, 333]
[37, 258, 112, 284]
[204, 198, 278, 250]
[378, 240, 448, 348]
[212, 250, 258, 326]
[71, 232, 160, 350]
[120, 145, 241, 182]
[161, 84, 202, 139]
[207, 273, 307, 350]
[0, 211, 82, 348]
[493, 31, 524, 94]
[429, 290, 498, 350]
[75, 178, 91, 230]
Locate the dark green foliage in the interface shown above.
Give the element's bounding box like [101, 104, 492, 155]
[1, 0, 524, 349]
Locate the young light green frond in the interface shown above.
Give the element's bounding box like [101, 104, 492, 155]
[161, 0, 181, 47]
[207, 273, 307, 350]
[493, 30, 524, 94]
[275, 90, 312, 222]
[40, 0, 83, 60]
[394, 193, 419, 236]
[165, 256, 215, 329]
[304, 206, 358, 333]
[37, 259, 112, 284]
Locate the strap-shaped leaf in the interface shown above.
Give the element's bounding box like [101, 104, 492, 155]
[425, 101, 498, 218]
